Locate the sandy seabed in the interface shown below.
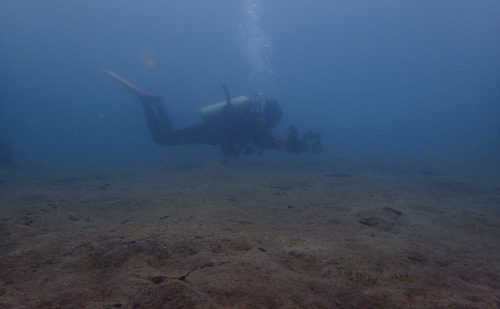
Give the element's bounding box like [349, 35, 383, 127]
[0, 159, 499, 308]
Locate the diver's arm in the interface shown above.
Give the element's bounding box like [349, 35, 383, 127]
[282, 125, 323, 154]
[258, 135, 283, 150]
[283, 125, 305, 153]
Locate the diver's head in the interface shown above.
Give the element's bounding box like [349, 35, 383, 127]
[262, 99, 282, 128]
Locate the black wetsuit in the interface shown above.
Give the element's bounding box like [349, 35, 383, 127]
[140, 98, 282, 158]
[103, 69, 322, 158]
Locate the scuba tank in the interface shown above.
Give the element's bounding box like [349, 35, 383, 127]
[200, 96, 255, 123]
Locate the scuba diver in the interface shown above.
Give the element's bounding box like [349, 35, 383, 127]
[103, 70, 322, 160]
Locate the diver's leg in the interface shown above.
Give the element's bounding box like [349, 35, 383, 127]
[140, 101, 174, 144]
[102, 69, 174, 144]
[103, 69, 213, 146]
[153, 102, 173, 133]
[170, 124, 217, 145]
[141, 101, 216, 146]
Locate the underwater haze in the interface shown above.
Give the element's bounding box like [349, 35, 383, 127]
[1, 0, 499, 167]
[2, 1, 500, 308]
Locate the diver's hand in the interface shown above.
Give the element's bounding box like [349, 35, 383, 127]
[284, 125, 305, 153]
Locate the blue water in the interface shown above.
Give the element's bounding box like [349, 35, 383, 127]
[1, 3, 500, 307]
[1, 0, 499, 168]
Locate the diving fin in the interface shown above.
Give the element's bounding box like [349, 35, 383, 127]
[102, 69, 163, 104]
